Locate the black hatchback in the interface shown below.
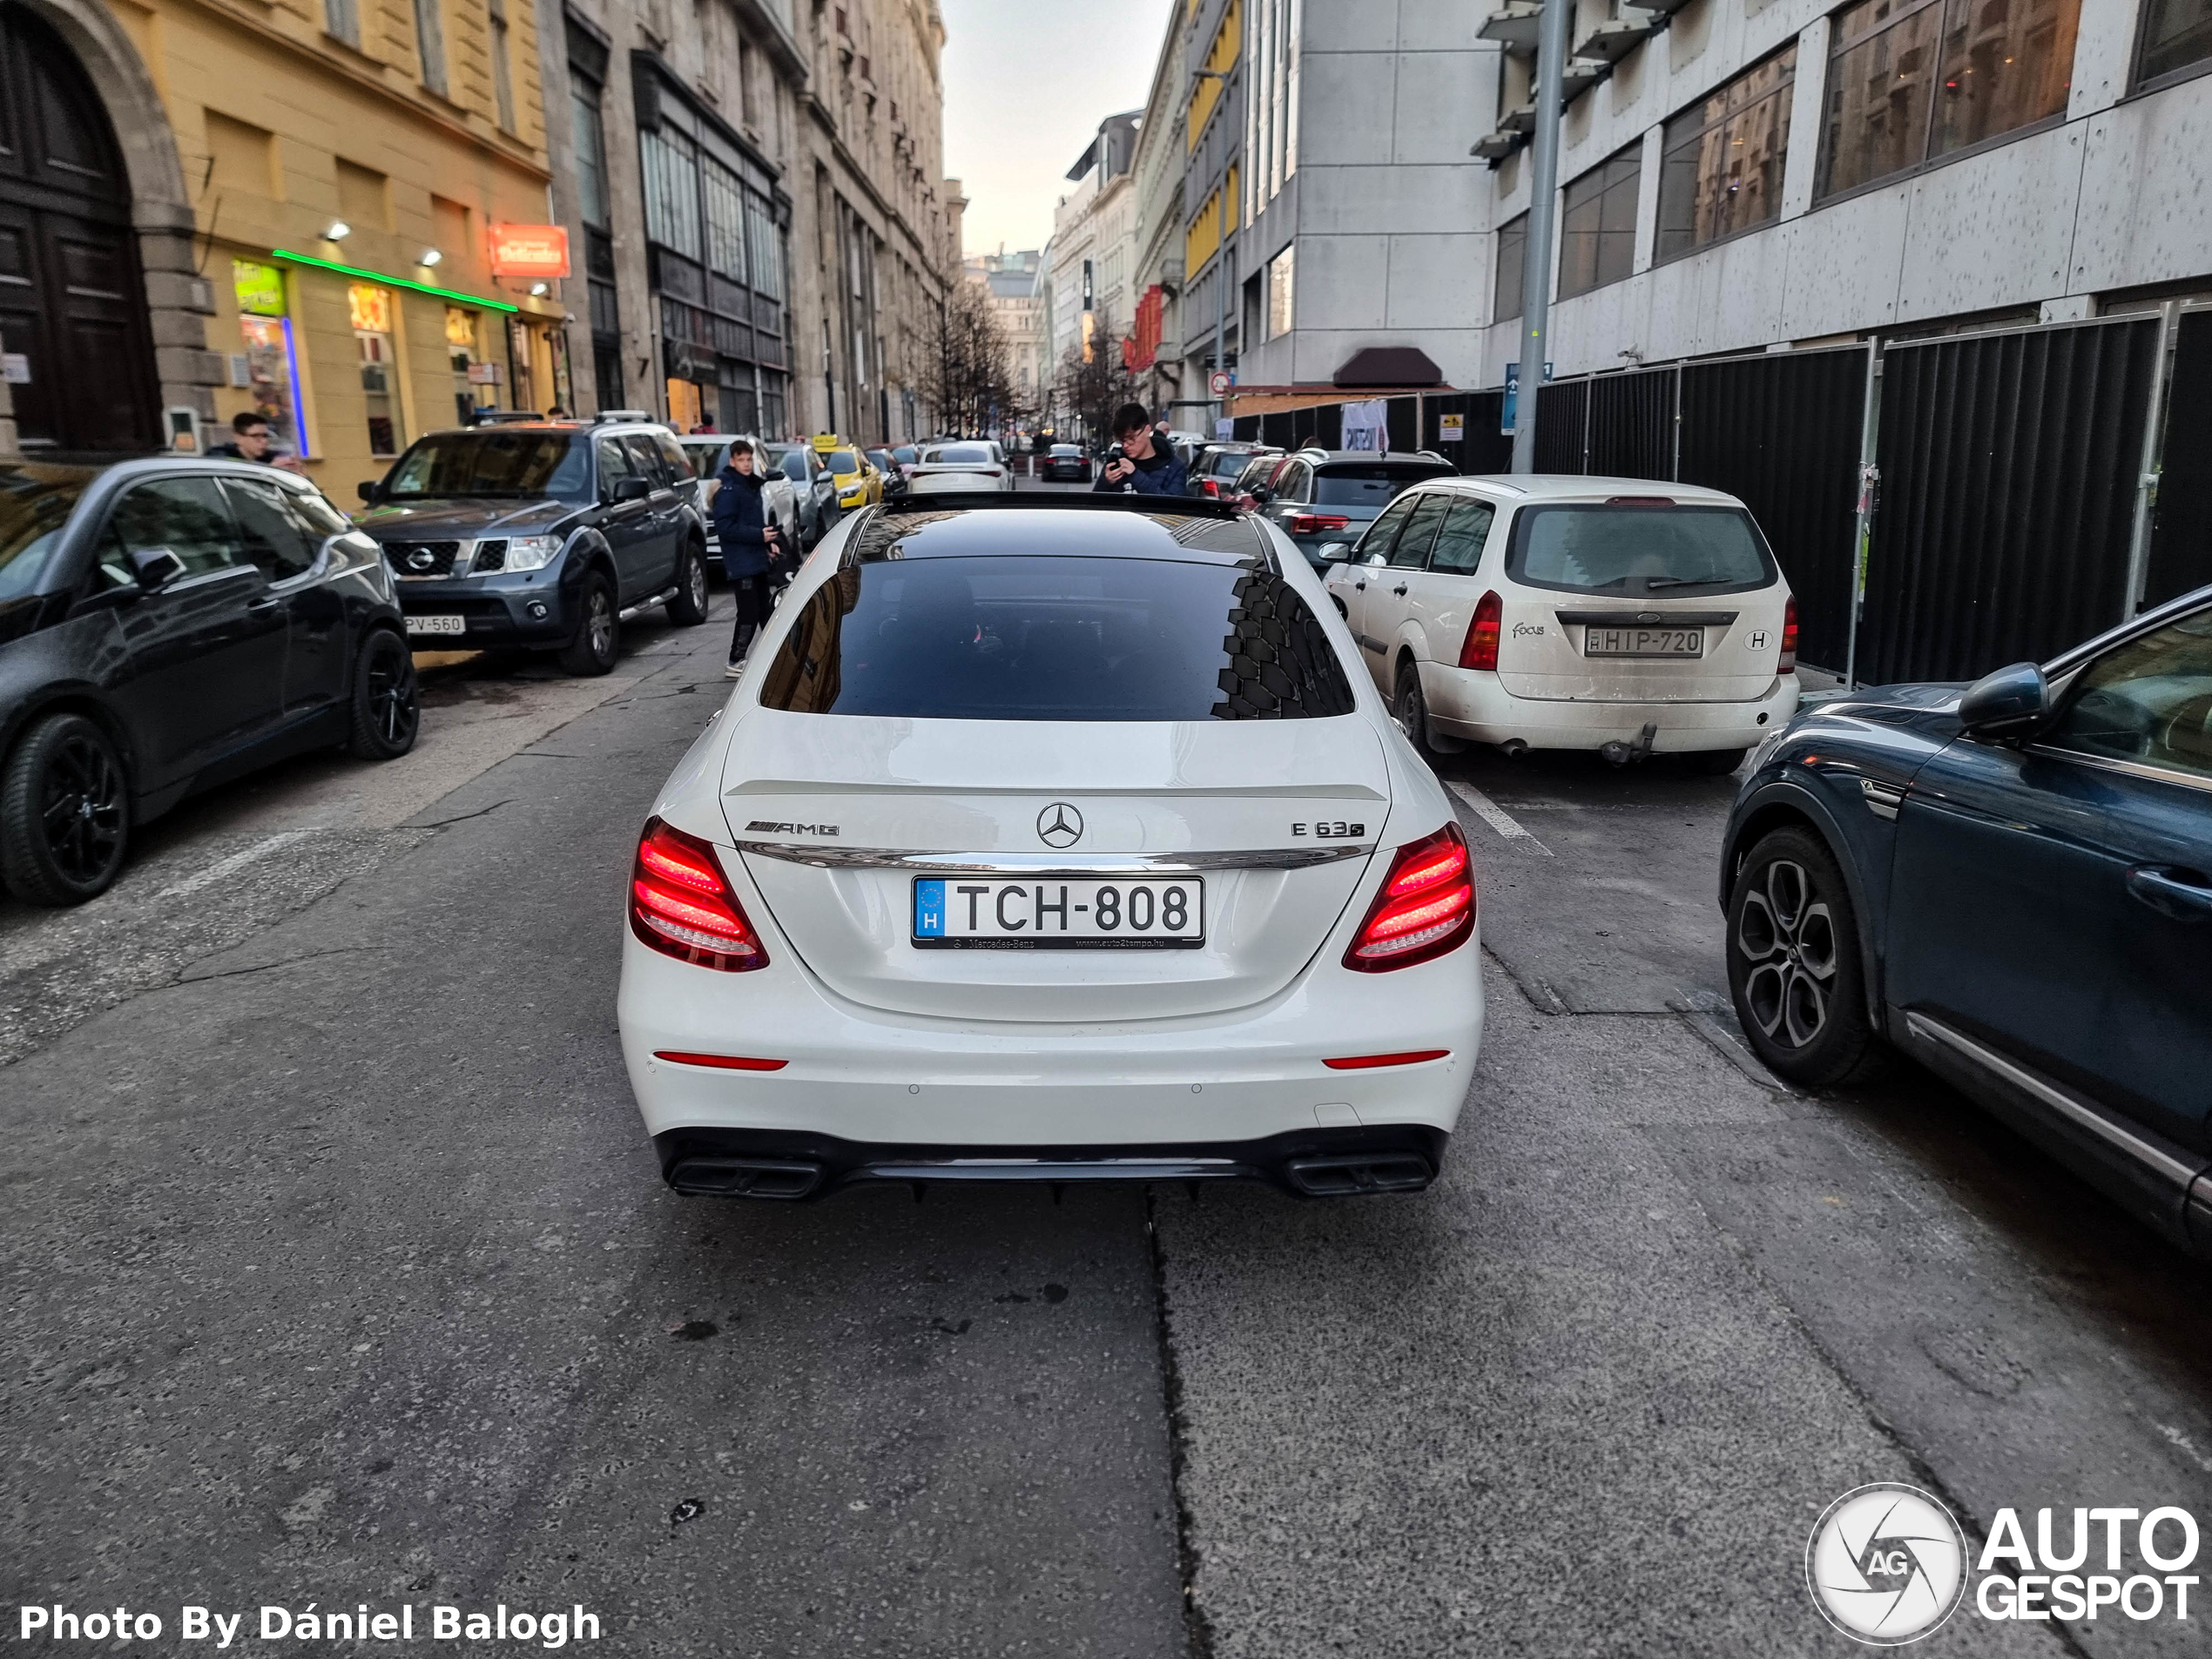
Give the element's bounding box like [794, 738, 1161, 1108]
[354, 419, 711, 675]
[0, 456, 419, 905]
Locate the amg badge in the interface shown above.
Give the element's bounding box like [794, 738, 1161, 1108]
[745, 820, 842, 837]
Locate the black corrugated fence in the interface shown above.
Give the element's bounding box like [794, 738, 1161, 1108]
[2146, 310, 2212, 610]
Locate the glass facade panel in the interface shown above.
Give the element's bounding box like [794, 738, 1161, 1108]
[1821, 0, 2080, 199]
[1558, 148, 1640, 300]
[1495, 212, 1526, 322]
[2140, 0, 2212, 84]
[1656, 45, 1796, 262]
[641, 128, 702, 260]
[705, 158, 747, 284]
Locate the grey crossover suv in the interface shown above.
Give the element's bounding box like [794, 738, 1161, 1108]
[354, 417, 711, 675]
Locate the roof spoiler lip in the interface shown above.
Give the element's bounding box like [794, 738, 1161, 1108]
[873, 492, 1244, 520]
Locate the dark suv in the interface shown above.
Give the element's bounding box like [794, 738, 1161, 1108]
[354, 418, 711, 675]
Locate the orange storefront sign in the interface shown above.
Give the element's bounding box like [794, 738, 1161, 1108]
[487, 224, 571, 279]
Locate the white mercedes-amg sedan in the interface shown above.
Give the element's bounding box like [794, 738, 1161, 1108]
[617, 496, 1484, 1201]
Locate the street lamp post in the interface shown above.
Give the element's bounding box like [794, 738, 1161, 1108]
[1193, 65, 1230, 435]
[1511, 0, 1568, 474]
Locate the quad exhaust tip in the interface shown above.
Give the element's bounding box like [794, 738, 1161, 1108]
[667, 1157, 824, 1199]
[1284, 1153, 1435, 1197]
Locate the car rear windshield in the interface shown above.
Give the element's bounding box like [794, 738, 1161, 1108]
[759, 554, 1355, 722]
[0, 463, 97, 601]
[1205, 450, 1258, 478]
[1507, 503, 1775, 595]
[893, 447, 917, 463]
[927, 444, 995, 465]
[383, 433, 590, 501]
[1050, 445, 1081, 457]
[769, 449, 809, 482]
[825, 449, 859, 472]
[1312, 465, 1454, 508]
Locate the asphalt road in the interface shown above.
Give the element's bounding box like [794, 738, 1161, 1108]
[4, 523, 2209, 1656]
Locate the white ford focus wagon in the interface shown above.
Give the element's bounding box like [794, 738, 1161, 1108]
[1322, 476, 1799, 772]
[617, 496, 1484, 1201]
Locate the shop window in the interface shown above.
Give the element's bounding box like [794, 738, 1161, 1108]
[447, 306, 489, 424]
[1494, 212, 1526, 322]
[232, 259, 307, 457]
[349, 282, 404, 456]
[1819, 0, 2081, 199]
[1656, 45, 1796, 263]
[1265, 243, 1294, 340]
[1558, 145, 1640, 300]
[2138, 0, 2212, 87]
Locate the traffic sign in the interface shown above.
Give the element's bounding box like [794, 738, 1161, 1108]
[1209, 370, 1232, 396]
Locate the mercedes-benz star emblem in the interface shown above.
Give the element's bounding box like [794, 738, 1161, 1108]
[1035, 802, 1083, 848]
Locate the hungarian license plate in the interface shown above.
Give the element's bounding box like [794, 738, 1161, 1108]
[913, 876, 1204, 948]
[406, 614, 467, 637]
[1584, 625, 1703, 658]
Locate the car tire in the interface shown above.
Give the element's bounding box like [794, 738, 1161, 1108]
[0, 711, 131, 907]
[1393, 660, 1463, 757]
[1726, 826, 1884, 1088]
[666, 543, 711, 627]
[1683, 747, 1749, 777]
[556, 570, 619, 677]
[347, 629, 421, 761]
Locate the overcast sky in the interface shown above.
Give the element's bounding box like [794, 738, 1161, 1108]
[939, 0, 1177, 258]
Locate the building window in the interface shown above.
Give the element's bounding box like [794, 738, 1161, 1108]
[1243, 0, 1299, 221]
[705, 158, 748, 284]
[1495, 211, 1530, 320]
[1558, 145, 1640, 300]
[1494, 212, 1526, 321]
[2138, 0, 2212, 86]
[1820, 0, 2081, 199]
[348, 282, 404, 456]
[1656, 45, 1795, 263]
[488, 0, 516, 132]
[641, 127, 703, 260]
[324, 0, 360, 48]
[1265, 243, 1293, 339]
[413, 0, 447, 95]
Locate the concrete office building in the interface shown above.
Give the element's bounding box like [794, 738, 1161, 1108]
[1127, 14, 1189, 422]
[1049, 111, 1139, 389]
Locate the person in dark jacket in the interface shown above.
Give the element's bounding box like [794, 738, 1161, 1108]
[711, 438, 781, 677]
[1092, 403, 1186, 496]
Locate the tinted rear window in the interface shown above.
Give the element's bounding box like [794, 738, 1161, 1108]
[927, 444, 995, 465]
[1507, 503, 1775, 596]
[1049, 445, 1081, 457]
[1312, 465, 1454, 508]
[1205, 451, 1258, 477]
[825, 449, 859, 472]
[759, 555, 1355, 722]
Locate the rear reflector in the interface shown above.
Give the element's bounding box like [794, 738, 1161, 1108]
[655, 1050, 788, 1071]
[1459, 590, 1504, 671]
[629, 817, 769, 972]
[1344, 823, 1476, 972]
[1322, 1049, 1451, 1069]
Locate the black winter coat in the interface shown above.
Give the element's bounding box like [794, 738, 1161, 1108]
[711, 466, 772, 577]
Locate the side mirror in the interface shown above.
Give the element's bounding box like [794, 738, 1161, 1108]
[1958, 661, 2050, 736]
[132, 546, 187, 590]
[1318, 543, 1352, 564]
[356, 479, 380, 503]
[1251, 489, 1274, 506]
[611, 475, 651, 503]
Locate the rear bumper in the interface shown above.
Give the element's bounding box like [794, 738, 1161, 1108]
[653, 1123, 1448, 1201]
[1425, 664, 1798, 752]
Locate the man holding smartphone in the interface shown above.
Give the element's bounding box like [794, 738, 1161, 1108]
[1092, 403, 1187, 496]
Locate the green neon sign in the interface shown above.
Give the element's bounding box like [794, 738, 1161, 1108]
[268, 249, 522, 313]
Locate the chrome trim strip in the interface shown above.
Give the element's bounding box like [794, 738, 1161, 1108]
[1554, 610, 1740, 627]
[2025, 745, 2212, 799]
[1902, 1012, 2201, 1188]
[863, 1159, 1244, 1183]
[732, 841, 1372, 873]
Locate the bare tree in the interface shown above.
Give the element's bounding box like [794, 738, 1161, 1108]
[1049, 307, 1141, 449]
[918, 274, 1021, 438]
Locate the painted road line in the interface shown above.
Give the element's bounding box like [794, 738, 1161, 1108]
[158, 831, 314, 900]
[1447, 780, 1553, 856]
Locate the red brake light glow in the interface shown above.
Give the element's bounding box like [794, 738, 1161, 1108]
[629, 817, 767, 972]
[1459, 590, 1504, 671]
[1344, 823, 1476, 972]
[1778, 597, 1799, 674]
[1286, 513, 1352, 536]
[654, 1050, 788, 1070]
[1323, 1049, 1452, 1069]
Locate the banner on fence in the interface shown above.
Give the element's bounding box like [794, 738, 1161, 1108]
[1340, 399, 1388, 452]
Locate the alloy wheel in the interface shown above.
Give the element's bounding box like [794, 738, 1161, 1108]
[1735, 858, 1838, 1049]
[39, 732, 125, 887]
[368, 638, 419, 746]
[588, 590, 616, 661]
[687, 553, 709, 614]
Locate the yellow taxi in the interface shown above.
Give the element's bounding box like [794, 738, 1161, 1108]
[812, 434, 880, 509]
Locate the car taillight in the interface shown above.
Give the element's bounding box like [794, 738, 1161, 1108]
[1778, 598, 1798, 674]
[629, 817, 767, 972]
[1344, 823, 1475, 972]
[1285, 513, 1352, 535]
[1200, 478, 1220, 496]
[1458, 590, 1504, 671]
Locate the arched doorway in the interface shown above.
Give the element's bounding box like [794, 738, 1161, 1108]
[0, 3, 161, 454]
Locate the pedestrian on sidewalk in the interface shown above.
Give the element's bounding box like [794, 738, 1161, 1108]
[208, 411, 305, 473]
[711, 437, 780, 678]
[1092, 403, 1185, 496]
